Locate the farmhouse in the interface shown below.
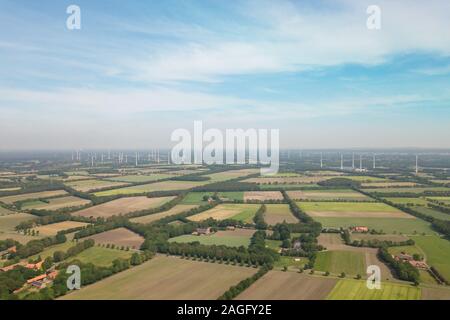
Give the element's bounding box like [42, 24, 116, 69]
[351, 226, 369, 233]
[409, 260, 428, 270]
[395, 253, 413, 261]
[25, 260, 44, 270]
[0, 245, 16, 258]
[194, 227, 213, 235]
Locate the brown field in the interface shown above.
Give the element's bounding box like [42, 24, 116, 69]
[0, 190, 68, 205]
[0, 206, 15, 216]
[188, 204, 259, 222]
[0, 213, 39, 244]
[24, 196, 91, 211]
[243, 191, 283, 201]
[215, 228, 256, 237]
[308, 211, 412, 218]
[33, 221, 90, 236]
[236, 271, 337, 300]
[65, 179, 130, 192]
[421, 287, 450, 300]
[86, 227, 145, 249]
[318, 233, 345, 250]
[245, 176, 335, 185]
[264, 204, 298, 225]
[60, 255, 256, 300]
[73, 196, 175, 218]
[361, 182, 419, 188]
[129, 204, 198, 224]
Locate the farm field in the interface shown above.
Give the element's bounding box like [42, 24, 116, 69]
[236, 271, 337, 300]
[421, 287, 450, 300]
[73, 196, 175, 218]
[93, 180, 209, 196]
[86, 227, 145, 249]
[0, 213, 38, 243]
[169, 229, 255, 247]
[315, 250, 366, 276]
[287, 189, 369, 201]
[0, 190, 68, 205]
[65, 179, 130, 192]
[204, 169, 259, 182]
[384, 197, 429, 206]
[264, 204, 298, 225]
[188, 204, 260, 223]
[70, 246, 133, 267]
[60, 255, 256, 300]
[273, 256, 309, 270]
[410, 235, 450, 281]
[105, 174, 174, 183]
[0, 205, 15, 215]
[180, 192, 244, 204]
[244, 176, 335, 185]
[32, 221, 89, 236]
[129, 204, 199, 224]
[327, 279, 421, 300]
[350, 233, 410, 242]
[297, 201, 411, 218]
[426, 196, 450, 205]
[345, 176, 388, 182]
[243, 191, 283, 201]
[413, 206, 450, 221]
[29, 241, 77, 260]
[361, 182, 419, 188]
[21, 196, 91, 211]
[259, 183, 321, 190]
[314, 217, 433, 234]
[317, 233, 345, 250]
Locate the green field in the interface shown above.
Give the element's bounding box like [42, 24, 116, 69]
[384, 197, 429, 206]
[413, 206, 450, 221]
[364, 187, 450, 194]
[314, 217, 433, 234]
[388, 245, 424, 257]
[410, 235, 450, 281]
[346, 176, 388, 182]
[297, 201, 401, 213]
[93, 180, 209, 196]
[273, 256, 309, 270]
[315, 250, 366, 276]
[327, 279, 421, 300]
[426, 196, 450, 205]
[259, 184, 320, 190]
[70, 246, 133, 266]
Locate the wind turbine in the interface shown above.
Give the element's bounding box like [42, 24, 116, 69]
[320, 152, 323, 168]
[415, 155, 419, 174]
[352, 153, 355, 169]
[340, 153, 344, 170]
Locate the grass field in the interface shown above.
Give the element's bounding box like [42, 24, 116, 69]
[315, 250, 366, 276]
[86, 227, 145, 249]
[65, 179, 130, 192]
[426, 196, 450, 205]
[243, 191, 283, 201]
[60, 255, 256, 300]
[421, 287, 450, 300]
[129, 204, 198, 224]
[0, 190, 68, 205]
[410, 235, 450, 281]
[188, 204, 260, 223]
[297, 201, 411, 218]
[264, 204, 298, 225]
[29, 241, 77, 260]
[327, 279, 421, 300]
[350, 234, 410, 242]
[169, 229, 255, 247]
[236, 271, 337, 300]
[364, 187, 450, 194]
[314, 217, 433, 234]
[73, 196, 175, 218]
[361, 182, 419, 188]
[287, 189, 369, 201]
[70, 246, 133, 267]
[105, 174, 174, 183]
[93, 180, 209, 196]
[259, 184, 320, 190]
[245, 176, 335, 185]
[273, 256, 309, 270]
[413, 206, 450, 221]
[345, 176, 389, 182]
[204, 169, 259, 183]
[32, 221, 89, 236]
[21, 196, 91, 211]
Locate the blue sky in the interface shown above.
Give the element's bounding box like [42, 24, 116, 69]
[0, 0, 450, 149]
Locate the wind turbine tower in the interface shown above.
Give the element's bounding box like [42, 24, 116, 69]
[415, 155, 419, 174]
[157, 149, 160, 163]
[167, 151, 170, 164]
[135, 152, 138, 166]
[373, 153, 376, 169]
[359, 154, 362, 170]
[340, 153, 344, 170]
[352, 153, 355, 169]
[320, 152, 323, 168]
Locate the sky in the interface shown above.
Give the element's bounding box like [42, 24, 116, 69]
[0, 0, 450, 150]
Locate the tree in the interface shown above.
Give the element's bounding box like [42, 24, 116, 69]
[130, 253, 143, 266]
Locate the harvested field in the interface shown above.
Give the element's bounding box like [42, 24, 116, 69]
[0, 190, 68, 205]
[130, 204, 198, 224]
[0, 205, 15, 216]
[0, 212, 38, 239]
[236, 271, 337, 300]
[33, 221, 89, 236]
[204, 169, 259, 183]
[22, 196, 91, 211]
[61, 255, 256, 300]
[264, 204, 298, 225]
[318, 233, 345, 250]
[86, 228, 145, 249]
[327, 279, 421, 300]
[297, 201, 412, 218]
[188, 204, 260, 223]
[93, 180, 209, 196]
[73, 196, 175, 218]
[287, 189, 369, 201]
[421, 287, 450, 300]
[243, 191, 283, 201]
[65, 179, 130, 192]
[169, 229, 255, 247]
